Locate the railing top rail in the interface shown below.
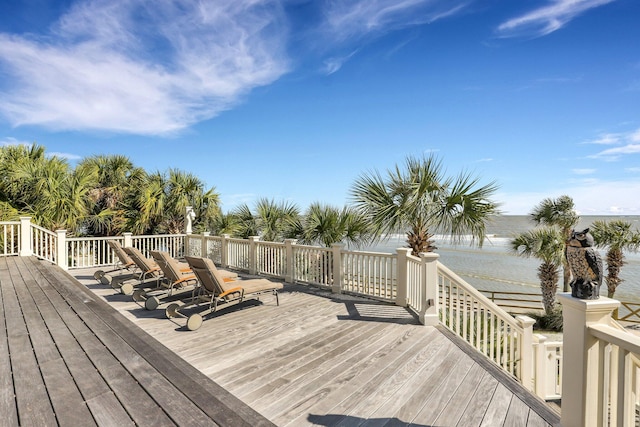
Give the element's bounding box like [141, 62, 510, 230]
[67, 236, 123, 242]
[438, 260, 523, 331]
[133, 233, 186, 238]
[31, 223, 57, 236]
[588, 323, 640, 355]
[0, 221, 20, 225]
[293, 243, 332, 251]
[257, 241, 285, 248]
[344, 249, 395, 258]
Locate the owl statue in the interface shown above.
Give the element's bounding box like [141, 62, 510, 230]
[565, 228, 603, 299]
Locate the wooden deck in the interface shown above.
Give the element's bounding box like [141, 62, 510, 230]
[0, 255, 561, 426]
[0, 256, 272, 426]
[72, 262, 561, 427]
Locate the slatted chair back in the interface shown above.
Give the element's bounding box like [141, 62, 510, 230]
[107, 240, 135, 269]
[123, 247, 160, 274]
[150, 251, 194, 285]
[184, 256, 225, 295]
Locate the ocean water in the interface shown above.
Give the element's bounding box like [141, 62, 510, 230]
[366, 215, 640, 303]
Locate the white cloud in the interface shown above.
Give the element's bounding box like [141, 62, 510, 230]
[0, 0, 289, 135]
[323, 0, 469, 42]
[583, 133, 621, 145]
[48, 152, 82, 160]
[572, 168, 596, 175]
[497, 179, 640, 215]
[496, 0, 616, 38]
[590, 144, 640, 161]
[1, 137, 33, 146]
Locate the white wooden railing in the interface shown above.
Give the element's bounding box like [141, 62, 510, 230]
[0, 221, 20, 256]
[437, 261, 534, 383]
[533, 335, 563, 400]
[9, 217, 640, 423]
[559, 294, 640, 426]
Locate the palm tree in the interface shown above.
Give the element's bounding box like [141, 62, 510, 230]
[229, 199, 300, 241]
[76, 154, 143, 235]
[529, 195, 579, 292]
[350, 154, 500, 255]
[299, 203, 374, 248]
[511, 227, 565, 315]
[123, 169, 220, 235]
[590, 220, 640, 298]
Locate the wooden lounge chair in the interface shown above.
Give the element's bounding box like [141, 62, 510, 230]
[134, 251, 236, 310]
[166, 256, 283, 331]
[93, 240, 138, 286]
[118, 246, 163, 295]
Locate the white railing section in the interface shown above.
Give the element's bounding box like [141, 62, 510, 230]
[131, 234, 185, 259]
[293, 244, 333, 287]
[257, 241, 287, 278]
[0, 221, 20, 256]
[533, 335, 563, 400]
[67, 236, 123, 269]
[226, 238, 251, 271]
[31, 224, 57, 264]
[437, 261, 533, 382]
[342, 250, 396, 300]
[589, 324, 640, 426]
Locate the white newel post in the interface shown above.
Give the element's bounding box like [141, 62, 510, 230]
[284, 239, 297, 283]
[19, 217, 32, 257]
[55, 229, 67, 270]
[419, 252, 440, 326]
[201, 232, 210, 258]
[558, 293, 620, 427]
[395, 248, 411, 307]
[331, 243, 343, 293]
[534, 334, 549, 399]
[123, 232, 133, 248]
[249, 236, 259, 275]
[516, 315, 536, 393]
[221, 234, 229, 268]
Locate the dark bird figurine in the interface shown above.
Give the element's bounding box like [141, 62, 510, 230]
[565, 228, 603, 299]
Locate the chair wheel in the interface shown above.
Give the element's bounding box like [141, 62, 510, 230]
[120, 283, 134, 295]
[166, 303, 181, 319]
[94, 270, 105, 280]
[187, 314, 203, 331]
[100, 274, 113, 286]
[145, 296, 160, 311]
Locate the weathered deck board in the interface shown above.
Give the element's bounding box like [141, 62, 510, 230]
[73, 264, 562, 427]
[0, 257, 274, 426]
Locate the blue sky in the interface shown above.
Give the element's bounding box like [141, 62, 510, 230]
[0, 0, 639, 215]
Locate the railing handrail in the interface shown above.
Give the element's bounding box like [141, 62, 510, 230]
[589, 323, 640, 355]
[31, 223, 57, 237]
[437, 260, 523, 331]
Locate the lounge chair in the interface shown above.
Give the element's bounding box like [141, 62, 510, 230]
[134, 251, 237, 310]
[166, 256, 283, 331]
[93, 240, 138, 286]
[118, 246, 163, 295]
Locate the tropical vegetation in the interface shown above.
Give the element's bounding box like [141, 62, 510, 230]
[0, 144, 220, 236]
[350, 154, 501, 255]
[590, 219, 640, 298]
[528, 195, 579, 292]
[510, 227, 565, 315]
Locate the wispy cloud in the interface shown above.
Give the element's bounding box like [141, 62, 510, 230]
[583, 133, 622, 145]
[1, 136, 33, 146]
[0, 0, 289, 135]
[587, 127, 640, 160]
[496, 0, 616, 38]
[49, 152, 82, 161]
[323, 0, 469, 42]
[572, 168, 596, 175]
